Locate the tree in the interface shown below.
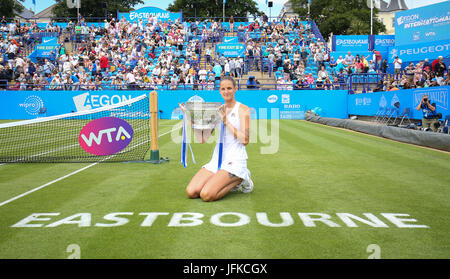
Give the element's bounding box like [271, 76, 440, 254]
[290, 0, 386, 41]
[1, 0, 24, 18]
[52, 0, 143, 20]
[167, 0, 261, 21]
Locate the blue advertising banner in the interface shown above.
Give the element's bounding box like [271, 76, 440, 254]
[215, 43, 246, 57]
[28, 37, 61, 62]
[348, 86, 449, 120]
[373, 35, 395, 52]
[118, 6, 181, 23]
[387, 39, 450, 63]
[0, 90, 348, 120]
[395, 1, 450, 46]
[332, 35, 369, 52]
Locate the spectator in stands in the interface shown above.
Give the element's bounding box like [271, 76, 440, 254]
[229, 58, 236, 78]
[413, 63, 423, 85]
[329, 56, 337, 69]
[317, 65, 328, 81]
[361, 55, 369, 73]
[324, 76, 333, 90]
[229, 16, 235, 33]
[380, 59, 389, 74]
[434, 56, 446, 85]
[247, 76, 260, 89]
[393, 56, 402, 78]
[372, 49, 382, 72]
[294, 78, 306, 90]
[224, 59, 231, 76]
[213, 62, 222, 81]
[236, 56, 243, 78]
[306, 73, 315, 85]
[314, 49, 324, 68]
[1, 16, 6, 28]
[198, 67, 208, 82]
[422, 66, 432, 81]
[293, 50, 301, 67]
[344, 51, 355, 67]
[423, 58, 432, 70]
[100, 53, 110, 72]
[443, 72, 450, 85]
[316, 76, 324, 89]
[429, 78, 439, 87]
[416, 94, 438, 132]
[355, 59, 364, 73]
[0, 65, 8, 89]
[373, 80, 384, 92]
[205, 47, 212, 65]
[368, 61, 376, 73]
[404, 62, 415, 84]
[170, 74, 178, 90]
[300, 47, 309, 67]
[387, 82, 399, 91]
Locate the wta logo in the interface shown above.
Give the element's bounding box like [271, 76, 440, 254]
[79, 117, 134, 156]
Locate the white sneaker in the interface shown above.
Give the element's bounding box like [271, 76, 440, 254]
[230, 179, 254, 193]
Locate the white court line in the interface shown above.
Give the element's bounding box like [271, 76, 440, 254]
[0, 126, 179, 208]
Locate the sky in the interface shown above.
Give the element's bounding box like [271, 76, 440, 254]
[22, 0, 449, 18]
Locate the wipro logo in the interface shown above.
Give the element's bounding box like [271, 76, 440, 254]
[19, 95, 44, 116]
[79, 117, 134, 156]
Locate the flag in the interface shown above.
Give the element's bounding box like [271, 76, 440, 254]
[217, 121, 225, 171]
[180, 111, 196, 168]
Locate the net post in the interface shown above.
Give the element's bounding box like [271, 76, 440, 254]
[149, 91, 163, 163]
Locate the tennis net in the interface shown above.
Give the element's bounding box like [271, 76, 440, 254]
[0, 94, 151, 163]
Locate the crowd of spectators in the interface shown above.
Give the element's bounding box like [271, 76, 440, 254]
[0, 14, 448, 92]
[371, 56, 449, 92]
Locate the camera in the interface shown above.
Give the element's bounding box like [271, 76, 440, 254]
[423, 98, 428, 103]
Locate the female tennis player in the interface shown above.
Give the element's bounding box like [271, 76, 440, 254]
[185, 76, 254, 202]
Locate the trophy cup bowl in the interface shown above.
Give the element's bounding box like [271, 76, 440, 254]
[184, 102, 222, 130]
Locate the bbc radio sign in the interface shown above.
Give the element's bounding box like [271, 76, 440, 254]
[395, 1, 450, 46]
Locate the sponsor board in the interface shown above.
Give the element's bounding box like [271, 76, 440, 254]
[118, 6, 181, 23]
[348, 86, 449, 119]
[388, 39, 450, 63]
[395, 1, 450, 46]
[0, 90, 349, 120]
[332, 35, 369, 52]
[73, 92, 133, 111]
[215, 43, 246, 57]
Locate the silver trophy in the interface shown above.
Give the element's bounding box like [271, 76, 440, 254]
[182, 102, 222, 130]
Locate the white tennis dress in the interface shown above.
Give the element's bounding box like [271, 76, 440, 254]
[202, 101, 254, 193]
